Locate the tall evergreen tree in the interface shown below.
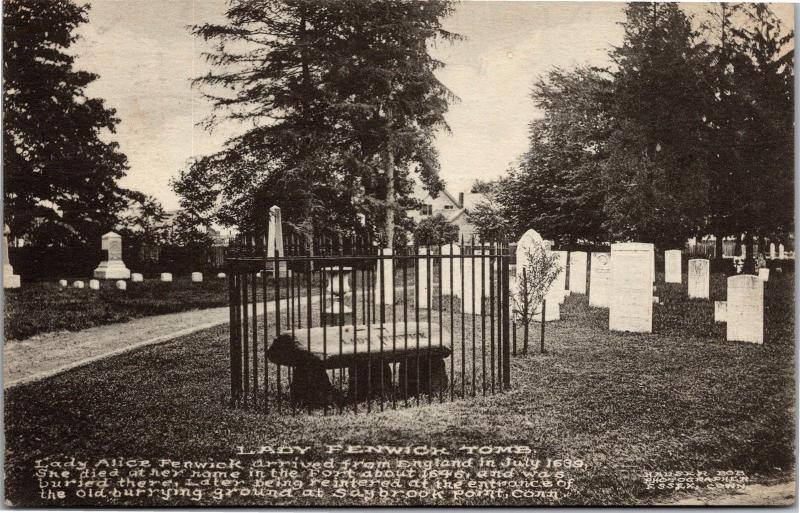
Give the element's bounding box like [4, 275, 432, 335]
[3, 0, 130, 245]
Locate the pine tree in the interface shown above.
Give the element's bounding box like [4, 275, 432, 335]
[3, 0, 130, 245]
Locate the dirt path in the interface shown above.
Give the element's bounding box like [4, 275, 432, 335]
[4, 296, 319, 388]
[665, 480, 795, 506]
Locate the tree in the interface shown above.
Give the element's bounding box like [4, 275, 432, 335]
[512, 243, 560, 354]
[413, 214, 459, 247]
[181, 0, 458, 249]
[470, 179, 495, 194]
[117, 192, 169, 246]
[603, 3, 710, 248]
[3, 0, 130, 245]
[468, 190, 512, 242]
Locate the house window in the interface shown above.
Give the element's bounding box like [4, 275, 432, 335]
[444, 205, 454, 210]
[420, 204, 432, 216]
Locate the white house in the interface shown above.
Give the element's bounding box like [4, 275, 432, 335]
[408, 185, 486, 242]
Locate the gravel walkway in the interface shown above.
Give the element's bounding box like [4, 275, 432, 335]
[4, 296, 318, 388]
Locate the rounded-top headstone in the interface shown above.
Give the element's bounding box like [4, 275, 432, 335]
[89, 279, 100, 290]
[116, 280, 127, 291]
[131, 273, 143, 282]
[217, 272, 226, 279]
[59, 279, 68, 287]
[160, 273, 173, 282]
[73, 280, 84, 289]
[191, 272, 203, 283]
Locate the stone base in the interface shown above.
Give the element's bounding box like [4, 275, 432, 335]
[347, 362, 393, 402]
[93, 261, 131, 280]
[398, 357, 448, 397]
[323, 303, 352, 326]
[289, 363, 342, 407]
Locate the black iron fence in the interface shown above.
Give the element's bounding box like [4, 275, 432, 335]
[225, 236, 512, 415]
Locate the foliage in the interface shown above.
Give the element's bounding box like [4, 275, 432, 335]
[512, 244, 560, 354]
[117, 192, 169, 246]
[177, 0, 458, 247]
[3, 0, 130, 245]
[467, 190, 513, 242]
[412, 214, 459, 246]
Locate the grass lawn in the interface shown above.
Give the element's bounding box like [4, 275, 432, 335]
[4, 271, 794, 506]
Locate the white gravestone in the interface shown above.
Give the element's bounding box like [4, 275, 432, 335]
[609, 243, 654, 333]
[770, 243, 776, 259]
[758, 268, 769, 282]
[779, 244, 785, 259]
[714, 301, 727, 322]
[687, 259, 710, 299]
[589, 252, 611, 308]
[93, 232, 131, 279]
[417, 248, 431, 308]
[665, 249, 682, 283]
[266, 205, 288, 276]
[726, 275, 763, 344]
[116, 280, 127, 291]
[3, 225, 20, 288]
[375, 247, 395, 305]
[462, 253, 494, 315]
[440, 244, 461, 297]
[569, 251, 587, 294]
[160, 273, 173, 282]
[554, 251, 568, 303]
[516, 230, 559, 321]
[59, 279, 68, 288]
[191, 272, 203, 283]
[89, 279, 100, 290]
[131, 273, 143, 282]
[217, 272, 226, 279]
[73, 280, 84, 289]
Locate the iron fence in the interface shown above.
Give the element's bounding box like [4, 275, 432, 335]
[225, 236, 512, 415]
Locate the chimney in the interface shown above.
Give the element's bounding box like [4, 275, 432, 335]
[458, 192, 464, 208]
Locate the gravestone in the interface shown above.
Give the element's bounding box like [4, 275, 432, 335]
[266, 205, 288, 276]
[191, 272, 203, 283]
[589, 252, 611, 308]
[516, 229, 559, 321]
[89, 279, 100, 290]
[770, 243, 776, 259]
[3, 225, 20, 288]
[609, 242, 654, 333]
[758, 268, 769, 282]
[160, 273, 173, 282]
[714, 301, 727, 322]
[687, 259, 710, 299]
[217, 272, 226, 279]
[116, 280, 127, 291]
[462, 253, 494, 315]
[93, 232, 131, 279]
[569, 251, 587, 294]
[441, 244, 461, 296]
[554, 251, 568, 303]
[131, 273, 143, 282]
[417, 248, 431, 309]
[73, 280, 84, 289]
[59, 279, 68, 287]
[726, 275, 763, 344]
[322, 266, 352, 325]
[665, 249, 682, 283]
[375, 247, 395, 306]
[779, 244, 785, 259]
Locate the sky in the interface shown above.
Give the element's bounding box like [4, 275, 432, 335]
[71, 1, 794, 211]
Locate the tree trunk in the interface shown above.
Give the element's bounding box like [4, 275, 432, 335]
[523, 322, 529, 355]
[744, 232, 755, 274]
[384, 138, 395, 250]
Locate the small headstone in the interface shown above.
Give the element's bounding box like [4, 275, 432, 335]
[569, 251, 587, 294]
[191, 272, 203, 283]
[89, 279, 100, 290]
[779, 244, 785, 259]
[217, 272, 226, 279]
[589, 252, 611, 308]
[441, 244, 461, 296]
[266, 205, 288, 275]
[770, 243, 776, 259]
[554, 251, 568, 303]
[758, 268, 769, 282]
[687, 259, 710, 299]
[93, 231, 131, 279]
[73, 280, 84, 289]
[3, 225, 20, 289]
[609, 242, 654, 333]
[131, 273, 143, 282]
[58, 279, 68, 287]
[417, 247, 430, 308]
[652, 296, 659, 304]
[116, 280, 127, 291]
[664, 249, 682, 283]
[322, 266, 352, 325]
[375, 247, 395, 305]
[726, 275, 763, 344]
[160, 273, 173, 282]
[714, 301, 727, 322]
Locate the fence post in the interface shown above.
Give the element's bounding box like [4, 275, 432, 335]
[501, 243, 511, 390]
